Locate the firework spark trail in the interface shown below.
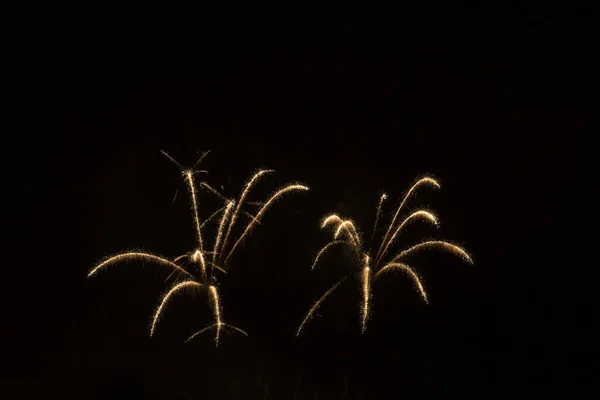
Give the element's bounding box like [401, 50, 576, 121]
[150, 280, 203, 337]
[297, 276, 348, 337]
[191, 250, 207, 281]
[185, 171, 206, 267]
[201, 204, 229, 228]
[391, 240, 473, 264]
[375, 177, 440, 263]
[192, 150, 211, 169]
[208, 285, 223, 345]
[374, 262, 428, 303]
[186, 322, 248, 343]
[212, 200, 235, 267]
[224, 184, 309, 266]
[321, 214, 343, 229]
[219, 169, 273, 263]
[199, 181, 228, 200]
[88, 252, 194, 279]
[361, 256, 371, 333]
[311, 240, 348, 270]
[333, 220, 362, 254]
[173, 254, 188, 263]
[368, 193, 387, 252]
[374, 210, 438, 267]
[160, 150, 185, 170]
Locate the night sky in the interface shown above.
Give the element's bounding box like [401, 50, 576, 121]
[5, 3, 595, 399]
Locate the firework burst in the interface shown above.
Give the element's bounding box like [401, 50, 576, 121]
[88, 150, 307, 346]
[297, 177, 472, 335]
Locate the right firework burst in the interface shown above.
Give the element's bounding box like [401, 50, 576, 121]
[297, 177, 473, 336]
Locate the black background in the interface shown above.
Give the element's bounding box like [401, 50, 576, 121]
[4, 2, 595, 399]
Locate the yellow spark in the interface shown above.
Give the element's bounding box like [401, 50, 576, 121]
[374, 262, 428, 303]
[333, 219, 360, 247]
[199, 182, 230, 202]
[160, 150, 184, 170]
[201, 204, 229, 228]
[297, 276, 348, 337]
[321, 214, 343, 229]
[333, 220, 362, 254]
[191, 249, 207, 280]
[207, 262, 228, 275]
[369, 193, 387, 251]
[88, 252, 194, 279]
[208, 285, 222, 345]
[224, 184, 309, 266]
[185, 171, 207, 275]
[376, 177, 440, 263]
[311, 240, 348, 270]
[150, 280, 203, 337]
[361, 256, 371, 333]
[186, 322, 248, 344]
[173, 254, 188, 263]
[375, 210, 438, 267]
[392, 240, 473, 264]
[219, 169, 274, 263]
[212, 200, 235, 266]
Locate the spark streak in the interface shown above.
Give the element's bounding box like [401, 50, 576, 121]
[376, 177, 440, 262]
[224, 184, 309, 266]
[212, 200, 235, 266]
[375, 210, 438, 266]
[88, 252, 194, 279]
[321, 214, 343, 229]
[368, 193, 387, 251]
[186, 322, 248, 343]
[185, 171, 207, 276]
[392, 240, 472, 264]
[361, 256, 371, 333]
[219, 170, 273, 262]
[374, 262, 428, 303]
[208, 285, 222, 345]
[150, 280, 203, 337]
[297, 276, 348, 337]
[311, 240, 348, 270]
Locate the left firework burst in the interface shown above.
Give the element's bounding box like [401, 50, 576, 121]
[88, 150, 246, 346]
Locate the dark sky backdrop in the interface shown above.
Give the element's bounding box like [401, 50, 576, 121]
[4, 3, 595, 399]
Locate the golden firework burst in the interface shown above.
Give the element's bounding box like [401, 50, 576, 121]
[297, 176, 472, 335]
[88, 150, 307, 346]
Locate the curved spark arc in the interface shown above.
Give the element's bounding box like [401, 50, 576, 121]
[333, 220, 362, 255]
[212, 200, 235, 267]
[368, 193, 387, 252]
[360, 256, 371, 333]
[321, 214, 343, 229]
[311, 240, 349, 271]
[374, 262, 428, 303]
[391, 240, 473, 264]
[173, 254, 188, 263]
[88, 252, 194, 279]
[150, 280, 203, 337]
[191, 249, 207, 282]
[375, 177, 440, 263]
[186, 322, 248, 343]
[374, 210, 438, 268]
[224, 184, 309, 266]
[219, 169, 274, 263]
[297, 276, 348, 337]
